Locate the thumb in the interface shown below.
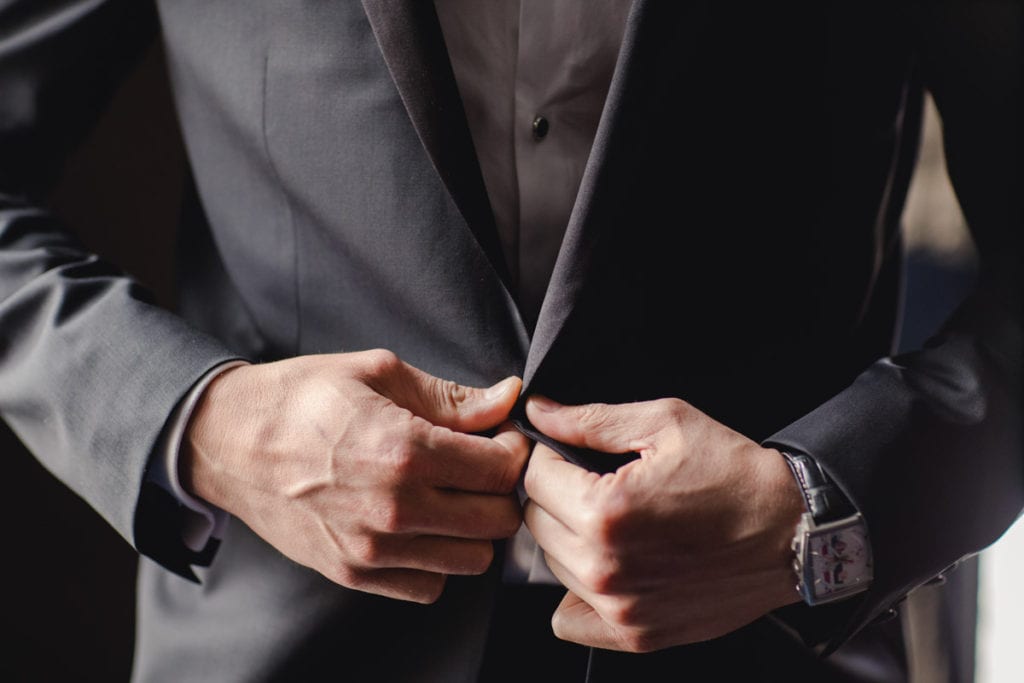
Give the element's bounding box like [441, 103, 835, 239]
[526, 395, 656, 454]
[390, 366, 522, 433]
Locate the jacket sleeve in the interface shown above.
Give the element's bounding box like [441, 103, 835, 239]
[767, 2, 1024, 651]
[0, 1, 242, 578]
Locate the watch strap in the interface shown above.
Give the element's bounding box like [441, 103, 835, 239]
[780, 451, 856, 523]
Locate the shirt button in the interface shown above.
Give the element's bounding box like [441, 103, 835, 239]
[532, 115, 549, 141]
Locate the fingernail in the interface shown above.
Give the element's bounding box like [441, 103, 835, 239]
[527, 395, 558, 413]
[485, 376, 519, 400]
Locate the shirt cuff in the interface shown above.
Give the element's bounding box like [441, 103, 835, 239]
[147, 360, 249, 553]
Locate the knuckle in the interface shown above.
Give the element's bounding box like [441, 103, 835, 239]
[353, 536, 386, 567]
[473, 452, 518, 497]
[492, 462, 520, 495]
[362, 348, 402, 377]
[620, 628, 659, 654]
[580, 496, 629, 546]
[496, 503, 524, 538]
[580, 561, 612, 594]
[467, 543, 495, 574]
[577, 402, 613, 431]
[581, 556, 624, 595]
[661, 397, 690, 421]
[328, 565, 358, 589]
[578, 506, 605, 543]
[605, 596, 642, 628]
[387, 442, 420, 481]
[433, 378, 468, 414]
[509, 440, 531, 473]
[372, 499, 406, 533]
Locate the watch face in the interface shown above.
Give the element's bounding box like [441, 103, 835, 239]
[809, 524, 873, 600]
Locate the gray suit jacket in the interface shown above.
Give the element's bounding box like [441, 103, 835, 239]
[1, 1, 1020, 680]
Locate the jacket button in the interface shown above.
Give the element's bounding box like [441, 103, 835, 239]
[532, 115, 549, 140]
[871, 606, 900, 625]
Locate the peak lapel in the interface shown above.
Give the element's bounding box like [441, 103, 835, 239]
[360, 0, 511, 286]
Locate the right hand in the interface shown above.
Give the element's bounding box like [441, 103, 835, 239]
[181, 349, 528, 603]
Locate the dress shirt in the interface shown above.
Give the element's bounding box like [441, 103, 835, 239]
[148, 362, 244, 553]
[153, 0, 632, 582]
[435, 0, 632, 329]
[436, 0, 632, 583]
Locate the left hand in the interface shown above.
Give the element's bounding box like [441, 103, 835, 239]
[523, 395, 805, 652]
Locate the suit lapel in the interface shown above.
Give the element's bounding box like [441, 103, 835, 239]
[360, 0, 512, 287]
[362, 0, 670, 391]
[522, 0, 653, 389]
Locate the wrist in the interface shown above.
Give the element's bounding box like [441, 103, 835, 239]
[151, 360, 248, 553]
[755, 447, 810, 608]
[181, 362, 260, 513]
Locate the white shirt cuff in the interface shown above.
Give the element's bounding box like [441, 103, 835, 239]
[148, 360, 248, 553]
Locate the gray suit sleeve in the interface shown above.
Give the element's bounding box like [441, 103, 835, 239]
[767, 3, 1024, 651]
[0, 1, 242, 577]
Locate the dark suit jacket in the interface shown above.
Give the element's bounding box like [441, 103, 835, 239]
[0, 1, 1020, 681]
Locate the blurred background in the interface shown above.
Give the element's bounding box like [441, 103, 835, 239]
[0, 47, 1020, 682]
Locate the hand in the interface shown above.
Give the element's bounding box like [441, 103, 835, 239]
[182, 349, 528, 603]
[522, 396, 804, 652]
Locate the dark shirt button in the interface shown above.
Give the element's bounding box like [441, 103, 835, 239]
[532, 115, 549, 140]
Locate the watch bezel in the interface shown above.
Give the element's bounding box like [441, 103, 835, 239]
[793, 512, 873, 605]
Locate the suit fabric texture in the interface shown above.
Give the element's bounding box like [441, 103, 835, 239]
[0, 1, 1021, 681]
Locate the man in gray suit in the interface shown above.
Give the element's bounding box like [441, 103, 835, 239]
[1, 1, 1021, 681]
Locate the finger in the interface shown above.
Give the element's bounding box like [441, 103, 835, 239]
[525, 395, 664, 454]
[352, 535, 496, 576]
[547, 559, 681, 653]
[543, 551, 596, 608]
[420, 424, 527, 494]
[490, 420, 531, 467]
[523, 499, 587, 578]
[427, 489, 522, 539]
[370, 488, 522, 540]
[551, 591, 625, 650]
[380, 358, 522, 433]
[346, 566, 448, 604]
[522, 443, 600, 528]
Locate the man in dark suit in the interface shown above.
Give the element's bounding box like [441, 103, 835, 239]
[0, 1, 1020, 681]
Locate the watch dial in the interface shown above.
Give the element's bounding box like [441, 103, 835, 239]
[809, 527, 872, 599]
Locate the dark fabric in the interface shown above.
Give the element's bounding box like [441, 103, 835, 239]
[767, 5, 1024, 646]
[477, 585, 591, 682]
[1, 1, 1020, 681]
[586, 614, 908, 683]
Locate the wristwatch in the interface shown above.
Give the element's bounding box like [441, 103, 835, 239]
[781, 451, 873, 606]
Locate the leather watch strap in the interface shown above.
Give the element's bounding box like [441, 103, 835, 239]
[780, 451, 856, 523]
